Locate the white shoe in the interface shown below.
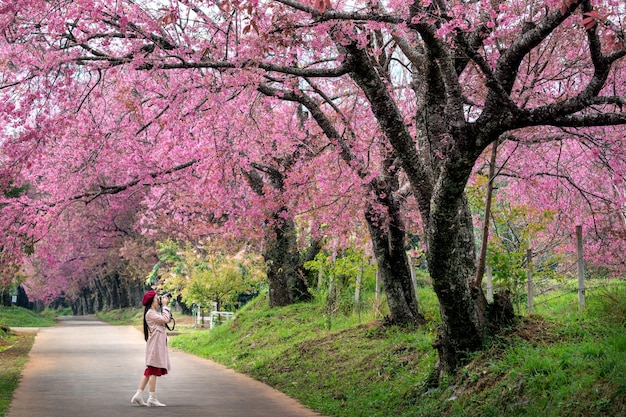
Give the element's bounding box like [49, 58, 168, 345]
[147, 397, 166, 407]
[131, 391, 146, 406]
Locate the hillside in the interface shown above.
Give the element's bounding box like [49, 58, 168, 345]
[169, 284, 626, 417]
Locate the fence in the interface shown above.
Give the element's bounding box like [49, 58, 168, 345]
[485, 225, 623, 315]
[192, 303, 235, 328]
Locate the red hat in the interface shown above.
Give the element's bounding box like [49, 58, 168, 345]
[142, 290, 157, 306]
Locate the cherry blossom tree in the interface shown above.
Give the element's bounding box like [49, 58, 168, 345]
[486, 126, 626, 275]
[22, 184, 152, 312]
[1, 0, 625, 375]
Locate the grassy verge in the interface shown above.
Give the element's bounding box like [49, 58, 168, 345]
[168, 282, 626, 417]
[94, 308, 145, 326]
[0, 305, 54, 417]
[0, 306, 57, 328]
[0, 331, 36, 417]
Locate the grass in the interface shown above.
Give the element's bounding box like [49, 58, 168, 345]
[0, 305, 56, 417]
[167, 281, 626, 417]
[0, 331, 35, 417]
[94, 307, 145, 326]
[0, 306, 57, 329]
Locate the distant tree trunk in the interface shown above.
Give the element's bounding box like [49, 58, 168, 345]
[122, 279, 146, 308]
[17, 285, 30, 308]
[1, 289, 11, 306]
[72, 289, 92, 315]
[95, 275, 117, 310]
[103, 273, 121, 309]
[244, 166, 315, 307]
[263, 214, 312, 307]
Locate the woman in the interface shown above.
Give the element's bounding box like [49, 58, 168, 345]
[131, 289, 172, 407]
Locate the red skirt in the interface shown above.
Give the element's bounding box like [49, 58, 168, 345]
[144, 366, 168, 377]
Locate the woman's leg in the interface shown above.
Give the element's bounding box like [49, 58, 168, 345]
[147, 374, 166, 406]
[131, 374, 150, 406]
[138, 375, 149, 390]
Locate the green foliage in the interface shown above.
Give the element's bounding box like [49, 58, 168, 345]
[2, 182, 30, 199]
[469, 175, 570, 311]
[145, 261, 161, 286]
[152, 240, 265, 311]
[587, 281, 626, 327]
[488, 249, 528, 311]
[304, 248, 375, 286]
[479, 198, 567, 313]
[39, 307, 73, 319]
[304, 248, 377, 328]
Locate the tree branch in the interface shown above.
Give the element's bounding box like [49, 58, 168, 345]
[273, 0, 404, 24]
[256, 83, 365, 179]
[495, 1, 581, 93]
[542, 111, 626, 127]
[337, 38, 434, 214]
[71, 159, 199, 203]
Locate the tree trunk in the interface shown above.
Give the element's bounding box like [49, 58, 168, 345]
[104, 273, 121, 309]
[1, 289, 10, 306]
[365, 203, 423, 326]
[263, 215, 312, 307]
[17, 285, 30, 308]
[244, 167, 314, 307]
[428, 195, 486, 374]
[341, 39, 516, 374]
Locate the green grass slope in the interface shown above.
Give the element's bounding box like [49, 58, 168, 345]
[170, 284, 626, 417]
[0, 306, 57, 329]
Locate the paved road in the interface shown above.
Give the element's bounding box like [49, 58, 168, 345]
[7, 316, 325, 417]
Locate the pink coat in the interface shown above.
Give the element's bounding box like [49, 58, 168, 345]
[145, 308, 172, 370]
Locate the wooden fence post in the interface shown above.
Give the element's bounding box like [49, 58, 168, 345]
[408, 254, 420, 311]
[576, 225, 586, 312]
[527, 248, 534, 314]
[486, 265, 493, 303]
[354, 263, 362, 322]
[375, 269, 381, 317]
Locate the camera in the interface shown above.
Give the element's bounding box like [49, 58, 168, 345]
[158, 291, 175, 330]
[158, 291, 172, 305]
